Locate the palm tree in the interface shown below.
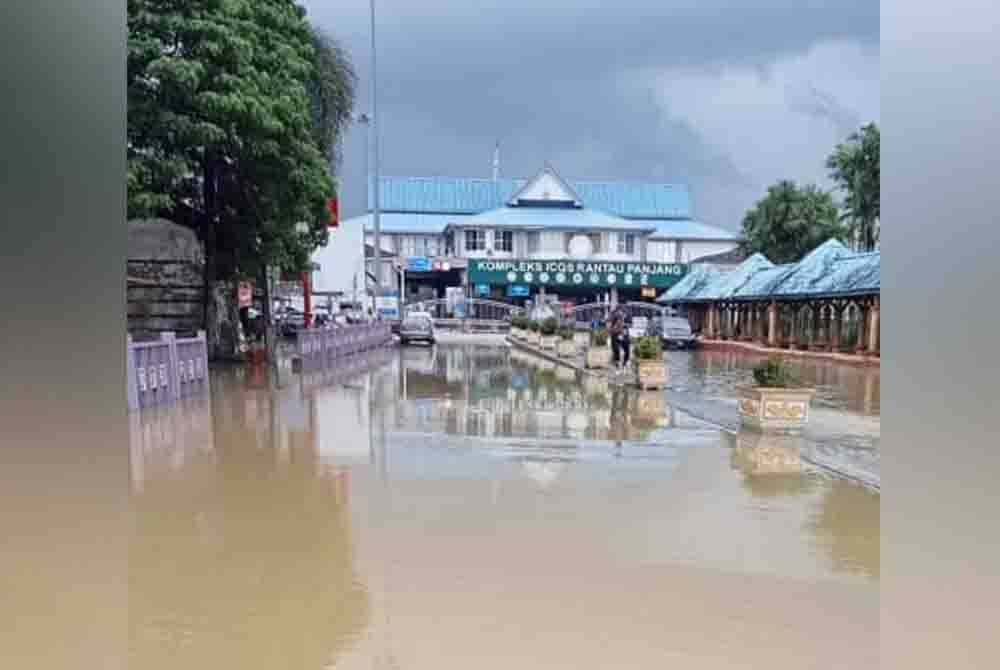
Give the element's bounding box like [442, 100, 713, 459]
[827, 123, 880, 252]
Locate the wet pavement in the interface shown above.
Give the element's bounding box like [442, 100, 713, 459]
[129, 343, 879, 669]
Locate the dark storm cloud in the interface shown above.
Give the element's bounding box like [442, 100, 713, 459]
[302, 1, 879, 227]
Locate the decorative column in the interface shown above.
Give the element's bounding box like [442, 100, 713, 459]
[855, 302, 868, 354]
[868, 297, 880, 355]
[828, 304, 841, 352]
[786, 307, 798, 349]
[767, 301, 777, 347]
[810, 304, 824, 350]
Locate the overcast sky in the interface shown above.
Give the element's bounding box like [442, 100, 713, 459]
[301, 0, 879, 230]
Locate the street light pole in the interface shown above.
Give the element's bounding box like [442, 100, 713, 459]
[369, 0, 382, 292]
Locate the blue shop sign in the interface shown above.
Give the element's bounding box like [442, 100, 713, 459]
[507, 284, 530, 297]
[405, 256, 432, 272]
[476, 284, 490, 296]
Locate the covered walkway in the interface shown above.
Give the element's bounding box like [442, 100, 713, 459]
[659, 240, 880, 357]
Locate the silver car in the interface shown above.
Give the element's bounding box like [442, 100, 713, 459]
[661, 316, 697, 349]
[399, 312, 435, 345]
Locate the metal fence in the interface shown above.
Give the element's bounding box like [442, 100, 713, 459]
[295, 322, 393, 371]
[127, 331, 210, 411]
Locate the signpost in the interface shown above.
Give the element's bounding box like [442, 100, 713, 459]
[468, 258, 687, 290]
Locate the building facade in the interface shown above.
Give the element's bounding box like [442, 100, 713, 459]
[341, 165, 741, 306]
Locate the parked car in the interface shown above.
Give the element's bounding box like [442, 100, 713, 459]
[661, 316, 697, 349]
[277, 308, 305, 337]
[399, 312, 435, 345]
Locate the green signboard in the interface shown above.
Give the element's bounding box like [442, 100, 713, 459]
[467, 258, 688, 289]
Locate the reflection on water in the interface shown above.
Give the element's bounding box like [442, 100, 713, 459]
[128, 343, 879, 668]
[672, 349, 880, 416]
[129, 378, 369, 670]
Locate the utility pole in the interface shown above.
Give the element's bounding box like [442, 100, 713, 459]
[369, 0, 383, 291]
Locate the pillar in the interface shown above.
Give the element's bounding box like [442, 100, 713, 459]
[787, 308, 799, 349]
[868, 297, 880, 355]
[610, 287, 619, 308]
[855, 303, 868, 354]
[810, 304, 824, 350]
[828, 304, 841, 352]
[767, 301, 777, 347]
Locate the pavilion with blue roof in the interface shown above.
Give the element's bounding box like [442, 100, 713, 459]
[659, 239, 880, 356]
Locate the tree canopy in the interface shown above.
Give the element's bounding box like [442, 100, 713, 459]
[740, 181, 847, 264]
[127, 0, 356, 279]
[827, 122, 879, 252]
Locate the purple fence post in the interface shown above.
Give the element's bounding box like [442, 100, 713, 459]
[197, 330, 210, 396]
[163, 331, 181, 402]
[126, 334, 139, 411]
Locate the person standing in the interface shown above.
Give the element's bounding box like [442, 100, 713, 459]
[608, 306, 631, 371]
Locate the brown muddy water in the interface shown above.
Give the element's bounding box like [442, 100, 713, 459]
[128, 343, 879, 669]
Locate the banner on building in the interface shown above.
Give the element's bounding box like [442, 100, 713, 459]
[468, 259, 688, 290]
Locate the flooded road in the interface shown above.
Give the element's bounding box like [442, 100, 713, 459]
[129, 344, 879, 669]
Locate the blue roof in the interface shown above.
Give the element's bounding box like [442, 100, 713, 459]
[450, 206, 655, 232]
[644, 219, 742, 241]
[696, 253, 774, 300]
[658, 264, 725, 302]
[373, 175, 691, 219]
[347, 212, 464, 235]
[662, 239, 880, 302]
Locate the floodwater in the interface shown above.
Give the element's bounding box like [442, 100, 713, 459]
[129, 343, 879, 669]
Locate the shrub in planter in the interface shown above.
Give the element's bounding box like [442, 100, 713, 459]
[585, 328, 611, 368]
[738, 357, 815, 434]
[633, 336, 667, 389]
[557, 327, 576, 358]
[524, 319, 541, 344]
[539, 317, 559, 350]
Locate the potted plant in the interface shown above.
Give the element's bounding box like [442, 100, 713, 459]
[557, 326, 576, 359]
[737, 357, 816, 434]
[585, 328, 611, 369]
[633, 335, 667, 390]
[511, 315, 525, 340]
[539, 317, 559, 350]
[526, 319, 541, 345]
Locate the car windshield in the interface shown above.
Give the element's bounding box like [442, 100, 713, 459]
[403, 317, 431, 328]
[664, 318, 691, 332]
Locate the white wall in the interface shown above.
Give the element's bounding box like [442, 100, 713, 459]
[679, 241, 740, 262]
[312, 219, 364, 295]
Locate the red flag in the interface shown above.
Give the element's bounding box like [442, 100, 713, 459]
[327, 197, 339, 228]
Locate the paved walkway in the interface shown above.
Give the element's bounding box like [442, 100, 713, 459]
[509, 336, 881, 491]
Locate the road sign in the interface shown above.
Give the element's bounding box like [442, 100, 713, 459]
[507, 284, 529, 297]
[406, 256, 432, 272]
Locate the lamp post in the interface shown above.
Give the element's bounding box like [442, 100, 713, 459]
[369, 0, 383, 292]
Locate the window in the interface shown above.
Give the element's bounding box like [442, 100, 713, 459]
[465, 229, 486, 252]
[617, 232, 636, 255]
[527, 232, 541, 254]
[495, 230, 513, 253]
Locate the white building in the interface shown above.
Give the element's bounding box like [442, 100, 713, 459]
[327, 164, 741, 304]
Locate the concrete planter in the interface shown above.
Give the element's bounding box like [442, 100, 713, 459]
[573, 331, 590, 349]
[633, 357, 667, 390]
[526, 331, 540, 345]
[585, 347, 610, 369]
[737, 385, 816, 434]
[558, 340, 577, 358]
[540, 335, 558, 350]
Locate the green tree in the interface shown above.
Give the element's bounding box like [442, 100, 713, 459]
[740, 181, 847, 263]
[127, 0, 355, 281]
[827, 122, 879, 252]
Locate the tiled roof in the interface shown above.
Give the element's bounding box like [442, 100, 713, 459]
[447, 206, 656, 232]
[346, 212, 467, 235]
[644, 219, 742, 241]
[658, 264, 726, 303]
[661, 239, 880, 302]
[373, 175, 691, 219]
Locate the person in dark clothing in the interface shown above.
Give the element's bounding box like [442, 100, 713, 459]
[608, 306, 631, 370]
